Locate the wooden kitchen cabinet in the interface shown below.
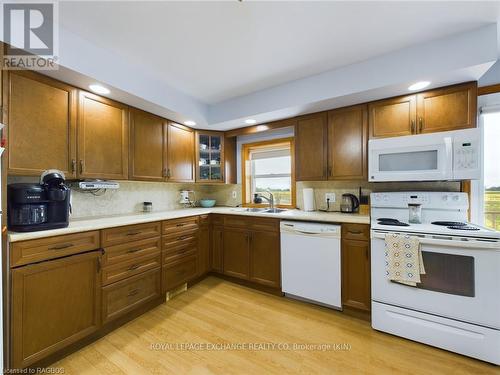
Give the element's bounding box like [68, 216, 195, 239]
[249, 230, 280, 288]
[369, 95, 416, 138]
[327, 104, 368, 180]
[211, 225, 224, 272]
[223, 227, 250, 280]
[11, 250, 101, 368]
[341, 224, 371, 312]
[166, 122, 195, 182]
[6, 70, 78, 177]
[295, 112, 328, 181]
[196, 131, 224, 182]
[197, 215, 211, 276]
[78, 91, 129, 179]
[129, 108, 165, 181]
[416, 82, 477, 134]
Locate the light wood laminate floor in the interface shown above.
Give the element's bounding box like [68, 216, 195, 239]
[54, 277, 500, 374]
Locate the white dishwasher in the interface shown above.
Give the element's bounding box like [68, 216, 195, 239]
[280, 221, 342, 309]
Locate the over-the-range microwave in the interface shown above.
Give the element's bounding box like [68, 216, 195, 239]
[368, 128, 480, 182]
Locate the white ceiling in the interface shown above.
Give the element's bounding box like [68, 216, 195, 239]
[60, 1, 500, 105]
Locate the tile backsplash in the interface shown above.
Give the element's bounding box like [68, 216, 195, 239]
[296, 180, 462, 211]
[7, 177, 242, 219]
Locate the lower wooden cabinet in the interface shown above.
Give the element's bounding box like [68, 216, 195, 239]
[222, 219, 281, 289]
[223, 227, 250, 279]
[341, 235, 371, 312]
[211, 225, 224, 272]
[102, 267, 161, 324]
[11, 251, 102, 369]
[197, 218, 211, 276]
[162, 255, 198, 293]
[249, 230, 280, 288]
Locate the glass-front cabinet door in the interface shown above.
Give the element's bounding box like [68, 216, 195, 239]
[196, 131, 225, 182]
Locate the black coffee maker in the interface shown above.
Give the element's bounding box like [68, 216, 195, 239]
[8, 170, 71, 232]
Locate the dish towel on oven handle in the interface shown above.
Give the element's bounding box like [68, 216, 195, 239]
[384, 233, 426, 286]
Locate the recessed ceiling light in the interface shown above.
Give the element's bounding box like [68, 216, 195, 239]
[89, 84, 110, 95]
[245, 119, 257, 125]
[408, 81, 431, 91]
[184, 120, 196, 126]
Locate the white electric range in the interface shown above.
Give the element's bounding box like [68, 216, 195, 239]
[370, 192, 500, 365]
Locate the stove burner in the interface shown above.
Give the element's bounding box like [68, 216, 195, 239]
[432, 221, 467, 227]
[447, 225, 480, 231]
[377, 218, 410, 227]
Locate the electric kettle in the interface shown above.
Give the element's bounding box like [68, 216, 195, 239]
[340, 193, 360, 213]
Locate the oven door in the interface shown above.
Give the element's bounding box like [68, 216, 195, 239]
[368, 134, 452, 182]
[371, 230, 500, 329]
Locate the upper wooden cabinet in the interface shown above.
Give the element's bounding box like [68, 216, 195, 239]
[369, 82, 477, 138]
[195, 131, 224, 183]
[327, 105, 368, 180]
[295, 113, 327, 181]
[166, 122, 195, 182]
[368, 95, 417, 138]
[416, 82, 477, 134]
[78, 91, 129, 180]
[129, 108, 165, 181]
[6, 71, 77, 177]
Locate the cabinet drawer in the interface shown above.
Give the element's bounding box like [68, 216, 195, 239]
[162, 255, 197, 292]
[163, 245, 197, 265]
[103, 237, 161, 266]
[102, 253, 161, 286]
[211, 214, 224, 225]
[11, 231, 100, 267]
[101, 222, 161, 247]
[342, 223, 370, 241]
[199, 214, 210, 226]
[162, 216, 198, 235]
[102, 267, 161, 324]
[163, 230, 197, 248]
[224, 215, 279, 232]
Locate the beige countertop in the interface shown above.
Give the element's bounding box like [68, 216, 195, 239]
[8, 207, 370, 243]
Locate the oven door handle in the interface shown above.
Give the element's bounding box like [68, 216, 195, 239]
[371, 231, 500, 249]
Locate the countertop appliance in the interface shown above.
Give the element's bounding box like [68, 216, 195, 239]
[340, 193, 359, 213]
[8, 170, 71, 232]
[280, 221, 341, 309]
[370, 191, 500, 365]
[368, 128, 480, 182]
[179, 190, 195, 207]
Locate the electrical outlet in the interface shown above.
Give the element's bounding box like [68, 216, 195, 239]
[325, 193, 336, 203]
[232, 190, 237, 199]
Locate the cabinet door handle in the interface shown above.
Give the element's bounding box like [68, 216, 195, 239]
[177, 235, 190, 241]
[365, 248, 369, 260]
[128, 264, 140, 271]
[348, 230, 362, 235]
[49, 243, 73, 250]
[127, 289, 140, 297]
[97, 257, 101, 273]
[328, 166, 332, 177]
[126, 231, 141, 236]
[176, 223, 185, 227]
[126, 248, 140, 254]
[419, 117, 423, 133]
[71, 159, 76, 174]
[411, 120, 416, 134]
[79, 160, 84, 174]
[162, 168, 167, 178]
[166, 169, 171, 178]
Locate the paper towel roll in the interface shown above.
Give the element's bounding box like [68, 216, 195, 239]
[303, 188, 315, 211]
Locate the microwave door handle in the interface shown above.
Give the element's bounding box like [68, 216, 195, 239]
[444, 137, 453, 179]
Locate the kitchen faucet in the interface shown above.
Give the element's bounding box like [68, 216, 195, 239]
[253, 191, 274, 209]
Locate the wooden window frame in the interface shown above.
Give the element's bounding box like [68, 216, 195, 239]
[241, 137, 296, 208]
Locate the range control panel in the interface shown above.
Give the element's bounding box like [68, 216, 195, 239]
[371, 192, 469, 210]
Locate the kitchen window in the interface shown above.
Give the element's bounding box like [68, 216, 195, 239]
[242, 138, 295, 207]
[472, 98, 500, 230]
